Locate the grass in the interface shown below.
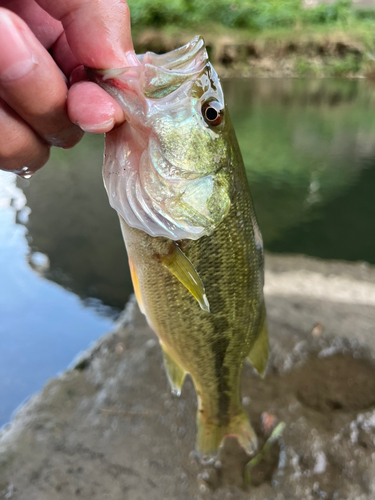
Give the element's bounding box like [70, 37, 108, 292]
[128, 0, 375, 32]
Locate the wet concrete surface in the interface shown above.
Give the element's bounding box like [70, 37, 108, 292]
[1, 254, 375, 500]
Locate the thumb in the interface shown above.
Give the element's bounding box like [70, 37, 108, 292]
[35, 0, 137, 68]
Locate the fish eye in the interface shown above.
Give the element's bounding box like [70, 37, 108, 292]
[202, 101, 223, 126]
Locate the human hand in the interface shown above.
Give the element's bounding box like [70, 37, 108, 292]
[0, 0, 135, 177]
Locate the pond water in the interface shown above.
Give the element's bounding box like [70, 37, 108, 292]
[1, 78, 375, 427]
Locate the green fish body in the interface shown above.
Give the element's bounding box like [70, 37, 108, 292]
[92, 37, 268, 457]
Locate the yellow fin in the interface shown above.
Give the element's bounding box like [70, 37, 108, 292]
[159, 243, 210, 312]
[247, 309, 269, 378]
[161, 344, 186, 396]
[128, 258, 145, 315]
[196, 410, 258, 458]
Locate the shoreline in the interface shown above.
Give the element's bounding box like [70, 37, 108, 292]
[133, 28, 374, 78]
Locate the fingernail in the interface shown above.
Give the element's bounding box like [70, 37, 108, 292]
[70, 66, 88, 86]
[125, 51, 141, 67]
[79, 118, 114, 134]
[0, 11, 36, 81]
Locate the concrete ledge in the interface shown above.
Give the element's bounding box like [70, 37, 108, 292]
[1, 255, 375, 499]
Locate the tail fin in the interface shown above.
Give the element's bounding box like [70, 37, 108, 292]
[196, 409, 258, 458]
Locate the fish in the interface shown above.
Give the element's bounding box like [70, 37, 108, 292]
[90, 36, 268, 458]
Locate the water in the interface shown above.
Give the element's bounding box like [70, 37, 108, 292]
[0, 171, 114, 427]
[1, 78, 375, 427]
[225, 79, 375, 263]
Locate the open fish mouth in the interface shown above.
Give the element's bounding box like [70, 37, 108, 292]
[90, 37, 231, 240]
[138, 35, 208, 70]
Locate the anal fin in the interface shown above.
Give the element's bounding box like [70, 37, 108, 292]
[247, 308, 269, 377]
[161, 344, 187, 396]
[158, 243, 210, 312]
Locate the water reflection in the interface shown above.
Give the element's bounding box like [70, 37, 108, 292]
[224, 78, 375, 247]
[270, 161, 375, 261]
[0, 171, 113, 426]
[19, 135, 132, 311]
[224, 79, 375, 262]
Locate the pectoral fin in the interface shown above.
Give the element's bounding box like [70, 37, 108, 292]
[159, 243, 210, 312]
[247, 309, 269, 377]
[161, 344, 186, 396]
[129, 258, 145, 315]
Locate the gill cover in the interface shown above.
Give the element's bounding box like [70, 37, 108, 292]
[92, 37, 231, 240]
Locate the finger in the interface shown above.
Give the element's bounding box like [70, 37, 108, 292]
[3, 1, 79, 80]
[0, 9, 83, 148]
[1, 0, 63, 48]
[52, 32, 80, 78]
[36, 0, 138, 68]
[68, 82, 125, 133]
[0, 98, 49, 175]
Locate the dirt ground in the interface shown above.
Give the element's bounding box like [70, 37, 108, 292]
[1, 254, 375, 500]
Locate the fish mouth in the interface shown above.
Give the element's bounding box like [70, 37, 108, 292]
[138, 36, 208, 72]
[86, 36, 209, 97]
[87, 36, 207, 72]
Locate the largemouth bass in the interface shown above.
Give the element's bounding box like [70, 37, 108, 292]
[91, 36, 268, 457]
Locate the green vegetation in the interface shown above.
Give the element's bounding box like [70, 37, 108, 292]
[128, 0, 374, 31]
[128, 0, 375, 77]
[327, 53, 362, 76]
